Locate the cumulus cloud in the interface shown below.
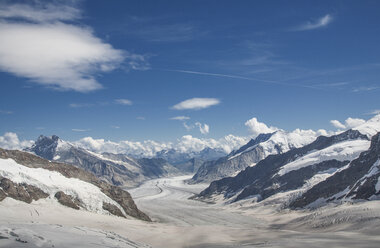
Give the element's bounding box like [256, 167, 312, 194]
[0, 132, 33, 150]
[172, 98, 220, 110]
[330, 117, 366, 130]
[195, 122, 209, 134]
[115, 99, 133, 105]
[294, 14, 333, 31]
[345, 117, 366, 128]
[73, 134, 248, 157]
[245, 117, 279, 137]
[0, 2, 148, 92]
[170, 116, 190, 121]
[330, 120, 346, 129]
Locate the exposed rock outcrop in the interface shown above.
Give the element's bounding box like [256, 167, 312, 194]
[54, 191, 81, 210]
[0, 177, 49, 203]
[103, 202, 125, 217]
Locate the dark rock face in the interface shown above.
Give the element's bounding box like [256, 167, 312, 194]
[54, 191, 81, 210]
[0, 177, 49, 203]
[28, 135, 59, 160]
[103, 202, 125, 217]
[234, 160, 349, 203]
[190, 133, 274, 184]
[0, 148, 151, 221]
[197, 130, 368, 204]
[290, 132, 380, 209]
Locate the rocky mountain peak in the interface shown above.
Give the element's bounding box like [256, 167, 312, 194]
[229, 132, 273, 157]
[29, 135, 63, 160]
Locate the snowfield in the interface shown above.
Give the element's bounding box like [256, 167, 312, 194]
[1, 175, 380, 247]
[278, 139, 370, 176]
[0, 158, 126, 216]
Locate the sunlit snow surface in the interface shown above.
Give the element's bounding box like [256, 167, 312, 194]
[354, 114, 380, 137]
[278, 139, 370, 176]
[1, 176, 380, 247]
[0, 158, 125, 215]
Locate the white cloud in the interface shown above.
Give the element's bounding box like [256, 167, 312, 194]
[330, 120, 346, 129]
[115, 99, 133, 105]
[136, 116, 145, 120]
[195, 122, 209, 135]
[0, 132, 33, 150]
[0, 3, 81, 22]
[316, 129, 329, 136]
[73, 134, 248, 157]
[245, 117, 279, 137]
[172, 98, 220, 110]
[69, 103, 94, 108]
[345, 117, 366, 128]
[0, 2, 148, 92]
[352, 86, 380, 92]
[180, 121, 209, 134]
[170, 116, 190, 121]
[72, 129, 90, 132]
[294, 14, 333, 31]
[330, 117, 366, 130]
[183, 122, 193, 131]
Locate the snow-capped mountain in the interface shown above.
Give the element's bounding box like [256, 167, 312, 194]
[190, 129, 319, 184]
[26, 135, 180, 187]
[290, 132, 380, 209]
[0, 148, 150, 221]
[196, 129, 369, 205]
[196, 114, 380, 208]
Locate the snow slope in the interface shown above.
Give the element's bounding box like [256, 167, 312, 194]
[278, 139, 370, 176]
[0, 158, 126, 216]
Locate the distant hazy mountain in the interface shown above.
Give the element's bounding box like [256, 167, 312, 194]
[26, 135, 179, 187]
[154, 147, 227, 167]
[0, 148, 150, 221]
[196, 115, 380, 209]
[190, 129, 318, 184]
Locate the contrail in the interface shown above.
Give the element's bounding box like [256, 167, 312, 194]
[162, 69, 320, 89]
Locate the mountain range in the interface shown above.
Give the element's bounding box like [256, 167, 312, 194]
[195, 114, 380, 209]
[189, 129, 319, 184]
[26, 135, 181, 187]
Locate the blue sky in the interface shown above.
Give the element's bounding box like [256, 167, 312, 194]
[0, 0, 379, 143]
